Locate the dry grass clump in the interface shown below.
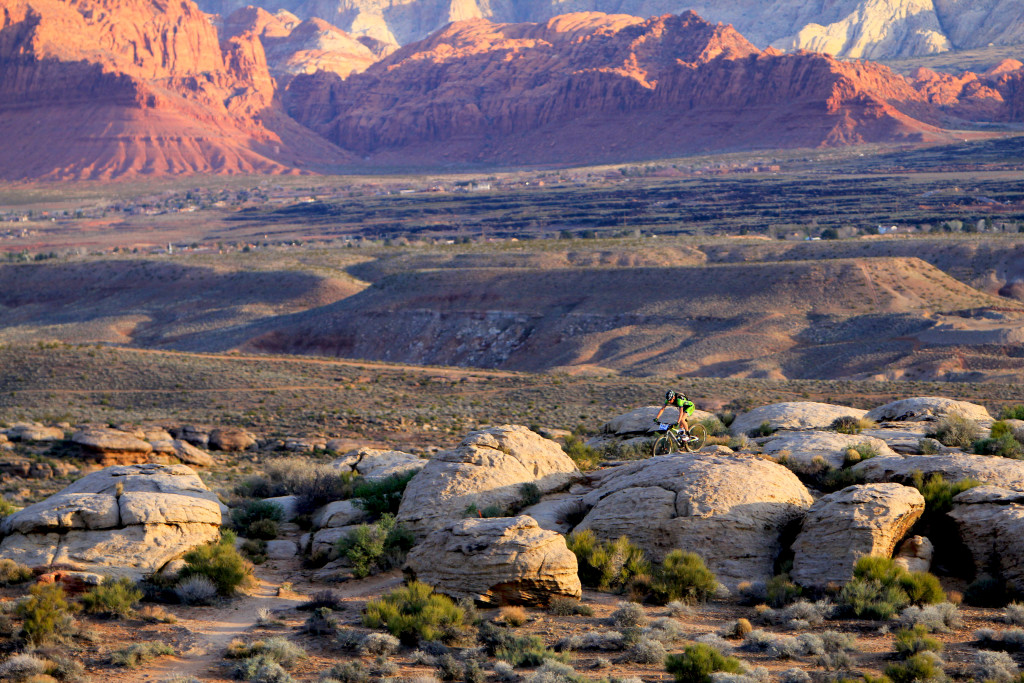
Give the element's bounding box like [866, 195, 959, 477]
[548, 596, 593, 617]
[110, 641, 175, 668]
[500, 606, 529, 627]
[926, 412, 982, 448]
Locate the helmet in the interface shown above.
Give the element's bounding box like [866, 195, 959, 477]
[665, 390, 676, 402]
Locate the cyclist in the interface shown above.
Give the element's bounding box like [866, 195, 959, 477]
[654, 390, 696, 439]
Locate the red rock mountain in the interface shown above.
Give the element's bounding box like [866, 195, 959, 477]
[0, 0, 350, 179]
[283, 11, 968, 165]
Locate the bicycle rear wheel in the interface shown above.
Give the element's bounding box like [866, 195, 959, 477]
[684, 424, 707, 452]
[653, 434, 676, 456]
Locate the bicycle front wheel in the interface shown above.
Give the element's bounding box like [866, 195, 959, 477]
[685, 424, 708, 452]
[653, 434, 676, 456]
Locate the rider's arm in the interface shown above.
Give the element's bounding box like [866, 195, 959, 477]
[655, 406, 666, 422]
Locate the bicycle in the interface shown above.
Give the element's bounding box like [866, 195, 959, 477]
[652, 422, 707, 455]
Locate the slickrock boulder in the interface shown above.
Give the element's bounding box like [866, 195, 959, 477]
[949, 487, 1024, 594]
[262, 495, 300, 521]
[266, 540, 298, 559]
[0, 464, 223, 578]
[405, 515, 581, 605]
[573, 453, 813, 586]
[312, 500, 367, 529]
[861, 424, 935, 454]
[396, 425, 580, 537]
[172, 426, 210, 449]
[333, 448, 426, 481]
[150, 439, 215, 467]
[71, 428, 154, 465]
[209, 427, 257, 452]
[762, 431, 897, 470]
[600, 406, 716, 436]
[865, 397, 992, 424]
[853, 454, 1024, 491]
[143, 428, 174, 442]
[791, 483, 925, 589]
[894, 535, 934, 574]
[5, 423, 64, 442]
[730, 402, 866, 437]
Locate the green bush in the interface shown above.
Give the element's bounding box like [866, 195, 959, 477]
[566, 530, 650, 592]
[700, 417, 729, 438]
[241, 539, 268, 564]
[650, 551, 717, 605]
[353, 471, 417, 517]
[831, 416, 865, 434]
[974, 433, 1024, 459]
[927, 413, 982, 449]
[1000, 406, 1024, 420]
[0, 558, 33, 585]
[337, 514, 415, 578]
[81, 577, 142, 618]
[562, 435, 601, 471]
[233, 654, 295, 683]
[911, 471, 980, 537]
[245, 518, 280, 540]
[226, 637, 307, 668]
[363, 581, 464, 645]
[110, 641, 175, 668]
[179, 530, 253, 596]
[17, 582, 70, 644]
[895, 626, 943, 657]
[478, 622, 567, 667]
[764, 574, 803, 608]
[665, 644, 744, 683]
[231, 500, 284, 530]
[0, 498, 17, 520]
[884, 653, 944, 683]
[749, 421, 777, 438]
[519, 482, 542, 508]
[839, 557, 945, 619]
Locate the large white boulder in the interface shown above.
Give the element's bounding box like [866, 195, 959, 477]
[865, 397, 992, 424]
[949, 486, 1024, 594]
[853, 454, 1024, 492]
[333, 448, 426, 481]
[762, 431, 897, 470]
[396, 425, 580, 537]
[730, 402, 866, 437]
[0, 464, 223, 578]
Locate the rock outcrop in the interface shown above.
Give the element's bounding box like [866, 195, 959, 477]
[405, 515, 581, 605]
[894, 535, 934, 574]
[4, 423, 65, 442]
[865, 397, 992, 424]
[572, 453, 813, 586]
[333, 448, 426, 481]
[949, 486, 1024, 594]
[791, 483, 925, 589]
[762, 431, 896, 470]
[730, 402, 867, 437]
[396, 425, 579, 537]
[0, 464, 223, 578]
[209, 428, 257, 452]
[71, 428, 154, 466]
[854, 454, 1024, 491]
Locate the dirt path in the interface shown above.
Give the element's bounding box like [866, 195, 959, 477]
[138, 571, 404, 682]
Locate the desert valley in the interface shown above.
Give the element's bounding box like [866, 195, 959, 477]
[5, 0, 1024, 682]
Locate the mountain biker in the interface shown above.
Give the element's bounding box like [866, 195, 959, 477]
[654, 390, 696, 438]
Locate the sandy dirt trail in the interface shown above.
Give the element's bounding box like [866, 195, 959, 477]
[136, 571, 404, 682]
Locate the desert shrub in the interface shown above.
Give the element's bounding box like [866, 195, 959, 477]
[843, 442, 881, 467]
[566, 530, 650, 592]
[839, 556, 944, 619]
[304, 606, 339, 635]
[894, 626, 943, 658]
[1001, 406, 1024, 420]
[45, 653, 85, 682]
[232, 500, 284, 532]
[232, 654, 294, 683]
[548, 596, 591, 616]
[0, 654, 49, 681]
[701, 417, 730, 438]
[1005, 602, 1024, 625]
[644, 617, 686, 644]
[649, 551, 717, 604]
[749, 422, 777, 438]
[972, 650, 1019, 683]
[884, 652, 944, 683]
[918, 439, 940, 455]
[561, 435, 601, 471]
[17, 582, 70, 644]
[245, 518, 280, 541]
[337, 513, 415, 578]
[519, 483, 542, 508]
[325, 661, 368, 683]
[300, 589, 343, 611]
[524, 661, 581, 683]
[0, 559, 34, 586]
[110, 641, 175, 668]
[179, 531, 253, 595]
[666, 644, 744, 683]
[764, 574, 802, 608]
[780, 669, 811, 683]
[831, 416, 865, 435]
[227, 637, 307, 668]
[624, 637, 666, 664]
[610, 601, 647, 628]
[80, 576, 142, 618]
[353, 471, 417, 517]
[555, 630, 625, 651]
[974, 433, 1024, 459]
[0, 498, 17, 520]
[363, 581, 464, 645]
[926, 413, 982, 449]
[175, 575, 218, 605]
[500, 606, 528, 627]
[361, 632, 401, 656]
[479, 622, 567, 666]
[966, 574, 1009, 607]
[899, 603, 962, 632]
[241, 539, 268, 564]
[237, 457, 352, 499]
[696, 633, 735, 653]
